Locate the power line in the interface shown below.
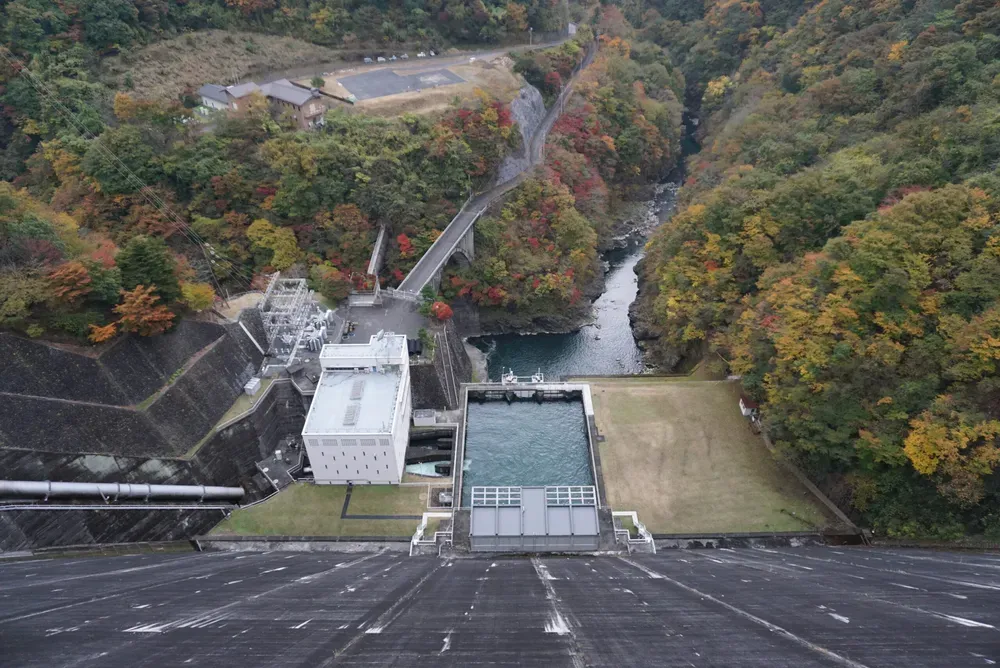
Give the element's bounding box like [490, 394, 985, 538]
[0, 47, 264, 300]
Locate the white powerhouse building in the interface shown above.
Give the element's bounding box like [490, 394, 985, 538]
[302, 333, 412, 484]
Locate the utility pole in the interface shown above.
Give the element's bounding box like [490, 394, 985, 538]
[529, 27, 533, 46]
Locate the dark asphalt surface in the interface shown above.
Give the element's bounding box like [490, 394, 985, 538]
[338, 68, 465, 101]
[2, 547, 998, 667]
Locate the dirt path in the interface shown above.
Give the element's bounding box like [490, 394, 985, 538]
[217, 292, 262, 320]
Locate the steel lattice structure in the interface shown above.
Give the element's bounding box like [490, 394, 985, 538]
[257, 273, 317, 363]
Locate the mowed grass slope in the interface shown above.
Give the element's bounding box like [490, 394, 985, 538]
[589, 379, 833, 534]
[103, 30, 348, 101]
[211, 484, 427, 537]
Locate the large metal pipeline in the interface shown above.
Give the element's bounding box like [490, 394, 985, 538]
[0, 480, 244, 501]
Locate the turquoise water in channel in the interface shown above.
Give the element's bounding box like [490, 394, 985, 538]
[470, 241, 646, 379]
[461, 400, 593, 506]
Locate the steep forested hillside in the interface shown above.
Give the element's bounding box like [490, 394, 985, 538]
[442, 14, 684, 330]
[0, 1, 540, 342]
[633, 0, 1000, 537]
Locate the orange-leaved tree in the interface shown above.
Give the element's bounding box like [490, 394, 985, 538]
[88, 322, 118, 344]
[114, 285, 176, 336]
[48, 261, 93, 304]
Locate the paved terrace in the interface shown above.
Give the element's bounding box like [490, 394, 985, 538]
[395, 42, 597, 296]
[2, 547, 998, 666]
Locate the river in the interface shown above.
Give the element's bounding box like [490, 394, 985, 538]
[470, 183, 678, 379]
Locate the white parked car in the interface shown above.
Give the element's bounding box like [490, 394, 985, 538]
[417, 52, 426, 58]
[400, 53, 409, 60]
[377, 56, 386, 63]
[390, 55, 397, 61]
[363, 57, 373, 64]
[429, 50, 436, 56]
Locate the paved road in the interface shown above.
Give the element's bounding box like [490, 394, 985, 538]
[2, 547, 998, 666]
[396, 43, 597, 296]
[258, 40, 569, 89]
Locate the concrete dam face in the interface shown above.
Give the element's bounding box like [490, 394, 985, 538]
[3, 547, 996, 666]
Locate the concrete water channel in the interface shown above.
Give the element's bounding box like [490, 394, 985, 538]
[459, 399, 593, 507]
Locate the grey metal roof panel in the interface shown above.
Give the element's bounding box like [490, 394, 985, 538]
[497, 507, 521, 536]
[470, 507, 496, 536]
[471, 506, 522, 537]
[522, 487, 546, 536]
[546, 506, 571, 536]
[571, 506, 599, 535]
[226, 82, 260, 98]
[260, 79, 315, 106]
[197, 84, 229, 104]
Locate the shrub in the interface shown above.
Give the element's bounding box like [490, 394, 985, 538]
[430, 301, 453, 321]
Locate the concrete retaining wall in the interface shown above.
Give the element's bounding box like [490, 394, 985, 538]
[0, 313, 266, 458]
[0, 380, 305, 552]
[0, 320, 224, 405]
[411, 321, 473, 410]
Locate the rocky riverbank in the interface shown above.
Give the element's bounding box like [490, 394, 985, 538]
[474, 181, 680, 337]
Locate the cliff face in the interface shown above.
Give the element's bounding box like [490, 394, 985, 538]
[494, 85, 546, 185]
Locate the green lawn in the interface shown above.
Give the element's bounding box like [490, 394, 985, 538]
[617, 515, 638, 538]
[211, 484, 427, 537]
[590, 379, 834, 534]
[422, 517, 451, 536]
[216, 377, 275, 426]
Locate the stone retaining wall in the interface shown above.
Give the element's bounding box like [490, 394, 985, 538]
[0, 312, 265, 458]
[0, 320, 224, 405]
[0, 380, 306, 552]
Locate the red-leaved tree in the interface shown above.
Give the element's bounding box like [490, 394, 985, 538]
[430, 301, 454, 321]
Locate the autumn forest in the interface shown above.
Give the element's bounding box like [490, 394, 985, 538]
[2, 0, 1000, 539]
[631, 0, 1000, 538]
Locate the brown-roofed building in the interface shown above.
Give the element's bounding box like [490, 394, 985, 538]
[259, 79, 328, 129]
[739, 394, 760, 418]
